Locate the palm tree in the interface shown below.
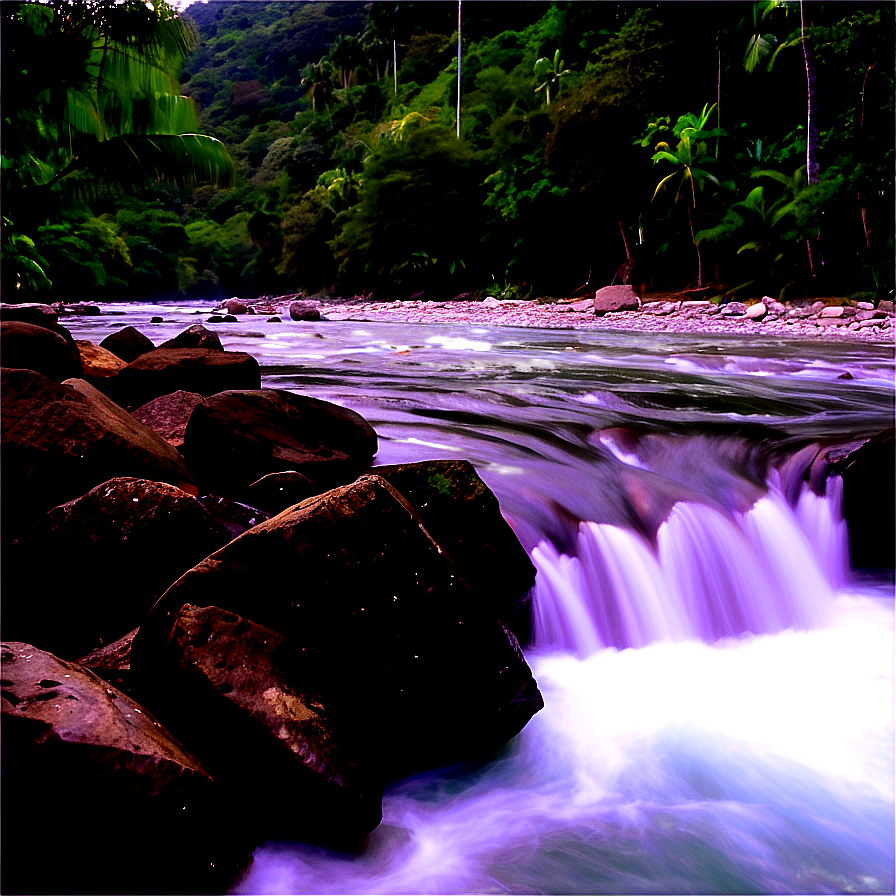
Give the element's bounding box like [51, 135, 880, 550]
[301, 59, 336, 114]
[329, 35, 366, 91]
[534, 50, 571, 106]
[651, 126, 721, 289]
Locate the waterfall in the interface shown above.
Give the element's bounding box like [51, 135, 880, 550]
[531, 455, 850, 656]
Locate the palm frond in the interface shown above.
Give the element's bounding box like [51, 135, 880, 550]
[744, 33, 778, 73]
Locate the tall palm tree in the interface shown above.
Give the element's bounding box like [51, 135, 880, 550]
[534, 49, 571, 106]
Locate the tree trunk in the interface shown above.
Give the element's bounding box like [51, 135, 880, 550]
[858, 64, 875, 256]
[688, 204, 702, 289]
[716, 48, 721, 159]
[615, 218, 635, 285]
[456, 1, 462, 138]
[393, 27, 398, 95]
[800, 0, 821, 277]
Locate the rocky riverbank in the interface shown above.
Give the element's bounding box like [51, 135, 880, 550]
[209, 285, 896, 345]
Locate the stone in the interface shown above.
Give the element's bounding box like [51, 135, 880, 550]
[570, 299, 595, 313]
[820, 305, 845, 317]
[856, 301, 874, 311]
[746, 302, 767, 320]
[130, 389, 204, 448]
[154, 604, 383, 844]
[856, 318, 883, 329]
[207, 315, 225, 323]
[877, 300, 895, 314]
[661, 301, 681, 314]
[592, 285, 640, 315]
[373, 460, 536, 638]
[59, 302, 102, 315]
[856, 309, 876, 321]
[5, 477, 234, 659]
[181, 388, 377, 495]
[0, 320, 82, 381]
[77, 627, 138, 695]
[115, 347, 261, 409]
[222, 314, 239, 322]
[1, 369, 194, 540]
[268, 316, 282, 323]
[100, 325, 156, 362]
[0, 642, 249, 895]
[720, 302, 747, 316]
[195, 494, 270, 541]
[483, 296, 502, 308]
[160, 323, 224, 351]
[224, 298, 248, 315]
[131, 474, 543, 781]
[150, 315, 164, 323]
[245, 470, 320, 513]
[835, 427, 895, 569]
[74, 339, 128, 400]
[0, 301, 58, 329]
[289, 301, 322, 321]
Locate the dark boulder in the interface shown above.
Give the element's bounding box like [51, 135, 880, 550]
[835, 427, 895, 569]
[374, 460, 536, 638]
[131, 474, 543, 781]
[131, 389, 204, 447]
[592, 284, 640, 315]
[0, 301, 59, 329]
[1, 370, 194, 540]
[74, 338, 128, 399]
[5, 477, 234, 659]
[154, 604, 383, 844]
[0, 642, 250, 895]
[289, 301, 322, 322]
[77, 627, 138, 695]
[115, 347, 261, 409]
[244, 470, 320, 514]
[160, 323, 224, 351]
[100, 325, 155, 362]
[0, 320, 82, 381]
[181, 388, 377, 495]
[196, 493, 270, 542]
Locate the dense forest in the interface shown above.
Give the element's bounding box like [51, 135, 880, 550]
[3, 0, 893, 305]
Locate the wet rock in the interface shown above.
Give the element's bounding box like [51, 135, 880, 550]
[6, 477, 235, 658]
[132, 474, 543, 781]
[0, 642, 249, 896]
[74, 340, 128, 400]
[720, 302, 747, 317]
[181, 388, 377, 496]
[160, 323, 224, 351]
[77, 627, 138, 695]
[130, 389, 204, 448]
[150, 315, 164, 323]
[222, 314, 238, 322]
[196, 494, 270, 541]
[207, 315, 225, 323]
[224, 298, 248, 315]
[115, 347, 261, 409]
[0, 320, 82, 381]
[245, 470, 320, 513]
[289, 301, 322, 321]
[373, 460, 536, 638]
[593, 285, 640, 315]
[820, 306, 846, 318]
[877, 299, 894, 313]
[154, 604, 383, 844]
[746, 302, 767, 320]
[268, 316, 282, 323]
[0, 301, 59, 329]
[570, 299, 595, 313]
[1, 370, 194, 540]
[100, 325, 156, 362]
[835, 427, 895, 569]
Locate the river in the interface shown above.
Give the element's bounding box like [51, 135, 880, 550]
[65, 301, 894, 895]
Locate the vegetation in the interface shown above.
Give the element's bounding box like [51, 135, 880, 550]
[4, 0, 893, 306]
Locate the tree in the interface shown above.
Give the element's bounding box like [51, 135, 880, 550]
[533, 49, 571, 105]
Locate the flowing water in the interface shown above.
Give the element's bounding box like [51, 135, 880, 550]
[67, 303, 894, 894]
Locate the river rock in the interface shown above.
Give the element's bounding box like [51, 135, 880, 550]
[746, 302, 767, 320]
[289, 301, 322, 321]
[1, 369, 194, 540]
[77, 627, 139, 695]
[160, 323, 224, 351]
[224, 298, 248, 314]
[114, 347, 261, 409]
[100, 325, 156, 362]
[6, 477, 235, 659]
[181, 388, 377, 495]
[244, 470, 320, 513]
[0, 320, 82, 381]
[835, 427, 895, 569]
[130, 389, 204, 447]
[593, 285, 640, 315]
[74, 339, 128, 400]
[131, 474, 543, 781]
[820, 305, 845, 318]
[720, 302, 747, 316]
[0, 301, 59, 329]
[0, 642, 248, 895]
[153, 604, 383, 844]
[196, 493, 270, 541]
[373, 460, 536, 638]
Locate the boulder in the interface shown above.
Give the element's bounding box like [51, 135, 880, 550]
[5, 477, 235, 659]
[74, 339, 129, 400]
[289, 301, 322, 322]
[244, 470, 320, 513]
[130, 389, 204, 447]
[153, 604, 383, 844]
[720, 301, 748, 316]
[181, 388, 377, 495]
[820, 305, 845, 318]
[195, 493, 270, 542]
[1, 370, 194, 540]
[835, 427, 895, 569]
[100, 325, 156, 362]
[373, 460, 536, 638]
[0, 320, 82, 381]
[746, 302, 767, 320]
[160, 323, 224, 351]
[115, 347, 261, 409]
[224, 298, 248, 315]
[77, 627, 139, 695]
[0, 301, 59, 329]
[0, 642, 249, 895]
[593, 285, 640, 315]
[131, 474, 543, 781]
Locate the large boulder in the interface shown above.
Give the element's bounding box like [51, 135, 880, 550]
[0, 642, 249, 895]
[374, 460, 536, 638]
[592, 284, 640, 315]
[1, 369, 194, 540]
[115, 347, 261, 409]
[160, 323, 224, 351]
[289, 300, 322, 322]
[181, 388, 377, 496]
[74, 339, 128, 399]
[0, 301, 59, 329]
[99, 325, 155, 362]
[131, 474, 543, 782]
[155, 604, 383, 844]
[835, 427, 895, 569]
[0, 320, 82, 381]
[130, 389, 204, 448]
[5, 477, 235, 659]
[244, 469, 319, 514]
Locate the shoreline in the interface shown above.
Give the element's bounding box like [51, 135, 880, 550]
[262, 296, 896, 346]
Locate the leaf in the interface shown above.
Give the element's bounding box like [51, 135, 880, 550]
[737, 241, 760, 254]
[744, 33, 778, 73]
